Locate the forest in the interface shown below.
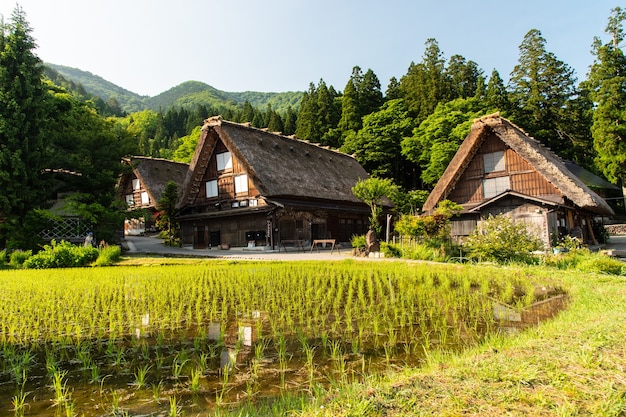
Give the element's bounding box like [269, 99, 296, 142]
[1, 5, 625, 250]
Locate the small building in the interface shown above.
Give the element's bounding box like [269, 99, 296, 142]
[175, 116, 372, 249]
[422, 114, 614, 247]
[118, 156, 189, 235]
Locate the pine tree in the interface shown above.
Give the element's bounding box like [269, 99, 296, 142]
[485, 69, 510, 113]
[0, 6, 50, 247]
[588, 7, 626, 184]
[508, 29, 577, 157]
[399, 38, 448, 123]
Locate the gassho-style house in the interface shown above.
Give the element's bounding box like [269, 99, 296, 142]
[422, 114, 615, 248]
[173, 116, 374, 249]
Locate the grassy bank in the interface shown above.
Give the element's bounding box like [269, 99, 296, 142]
[295, 267, 626, 416]
[215, 266, 626, 417]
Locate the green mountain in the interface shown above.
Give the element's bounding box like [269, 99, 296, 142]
[46, 63, 303, 114]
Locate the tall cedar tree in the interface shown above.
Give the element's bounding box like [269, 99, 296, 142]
[0, 7, 50, 248]
[508, 29, 579, 159]
[588, 7, 626, 184]
[399, 38, 447, 123]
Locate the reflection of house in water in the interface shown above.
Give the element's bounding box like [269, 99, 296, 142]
[423, 114, 615, 247]
[118, 157, 188, 235]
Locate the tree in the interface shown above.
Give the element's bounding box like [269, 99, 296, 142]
[399, 38, 448, 123]
[485, 69, 511, 113]
[157, 181, 179, 246]
[341, 99, 415, 187]
[0, 6, 50, 248]
[402, 97, 494, 186]
[508, 29, 578, 158]
[351, 177, 398, 235]
[588, 7, 626, 184]
[444, 55, 483, 99]
[45, 84, 137, 244]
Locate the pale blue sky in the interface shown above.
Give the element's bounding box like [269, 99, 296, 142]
[0, 0, 619, 96]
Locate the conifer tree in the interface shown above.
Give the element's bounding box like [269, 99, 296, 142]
[508, 29, 577, 157]
[588, 7, 626, 184]
[0, 6, 50, 248]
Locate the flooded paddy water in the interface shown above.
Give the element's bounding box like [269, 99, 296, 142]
[0, 261, 567, 416]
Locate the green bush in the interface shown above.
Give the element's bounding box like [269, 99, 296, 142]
[380, 242, 402, 258]
[351, 234, 367, 251]
[0, 249, 6, 268]
[9, 250, 32, 268]
[23, 240, 99, 269]
[400, 243, 447, 262]
[576, 253, 625, 275]
[93, 245, 122, 266]
[465, 214, 544, 264]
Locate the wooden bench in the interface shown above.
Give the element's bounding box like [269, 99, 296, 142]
[310, 239, 338, 254]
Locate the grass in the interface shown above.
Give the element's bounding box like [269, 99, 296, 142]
[286, 267, 626, 417]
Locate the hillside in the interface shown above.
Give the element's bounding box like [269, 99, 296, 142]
[46, 63, 303, 114]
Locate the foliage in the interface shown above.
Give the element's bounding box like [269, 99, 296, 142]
[351, 177, 398, 234]
[0, 249, 5, 268]
[9, 250, 32, 268]
[350, 234, 367, 251]
[156, 181, 179, 246]
[341, 99, 415, 185]
[542, 248, 626, 275]
[22, 240, 99, 269]
[397, 242, 448, 262]
[401, 97, 493, 186]
[507, 29, 581, 160]
[0, 6, 51, 249]
[92, 245, 122, 266]
[379, 242, 402, 258]
[465, 214, 544, 264]
[394, 200, 462, 240]
[587, 7, 626, 184]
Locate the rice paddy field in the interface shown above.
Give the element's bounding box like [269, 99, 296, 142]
[0, 260, 566, 416]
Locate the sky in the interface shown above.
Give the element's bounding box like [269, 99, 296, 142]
[0, 0, 620, 97]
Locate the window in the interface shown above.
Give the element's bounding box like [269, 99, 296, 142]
[483, 176, 510, 199]
[249, 199, 258, 207]
[483, 151, 505, 173]
[206, 180, 218, 198]
[216, 152, 233, 171]
[132, 178, 141, 190]
[234, 174, 248, 194]
[125, 194, 134, 206]
[141, 192, 150, 205]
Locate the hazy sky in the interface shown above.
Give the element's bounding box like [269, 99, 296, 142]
[0, 0, 619, 97]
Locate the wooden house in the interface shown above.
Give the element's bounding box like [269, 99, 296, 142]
[175, 116, 372, 249]
[422, 114, 614, 247]
[118, 156, 189, 235]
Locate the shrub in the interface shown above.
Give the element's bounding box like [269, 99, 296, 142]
[22, 240, 99, 269]
[351, 234, 367, 251]
[576, 253, 625, 275]
[465, 214, 544, 264]
[9, 250, 32, 268]
[400, 243, 447, 262]
[93, 245, 122, 266]
[0, 249, 6, 268]
[380, 242, 402, 258]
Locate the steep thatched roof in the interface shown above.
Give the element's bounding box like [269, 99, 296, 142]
[127, 156, 189, 203]
[181, 116, 369, 206]
[423, 114, 614, 216]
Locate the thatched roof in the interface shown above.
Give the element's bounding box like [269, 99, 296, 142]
[126, 156, 189, 203]
[180, 116, 369, 206]
[423, 114, 614, 216]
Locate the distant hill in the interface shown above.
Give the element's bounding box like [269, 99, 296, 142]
[46, 63, 303, 114]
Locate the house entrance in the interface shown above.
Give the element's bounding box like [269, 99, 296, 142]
[194, 226, 207, 249]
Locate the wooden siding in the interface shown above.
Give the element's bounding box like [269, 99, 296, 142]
[446, 134, 561, 206]
[195, 138, 259, 203]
